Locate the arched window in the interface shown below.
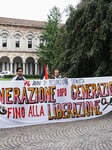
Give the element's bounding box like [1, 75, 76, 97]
[15, 37, 20, 48]
[40, 38, 44, 45]
[25, 32, 35, 49]
[13, 31, 22, 48]
[28, 38, 32, 48]
[39, 34, 44, 46]
[1, 30, 9, 48]
[2, 36, 7, 47]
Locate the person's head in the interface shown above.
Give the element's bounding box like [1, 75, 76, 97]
[54, 69, 60, 77]
[16, 67, 23, 77]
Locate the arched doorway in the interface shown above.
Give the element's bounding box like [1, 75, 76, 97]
[26, 57, 35, 74]
[13, 56, 23, 74]
[0, 56, 10, 72]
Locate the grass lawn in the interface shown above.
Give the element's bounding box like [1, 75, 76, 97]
[0, 78, 40, 81]
[0, 78, 11, 81]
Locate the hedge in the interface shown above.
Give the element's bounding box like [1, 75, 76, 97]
[3, 74, 41, 79]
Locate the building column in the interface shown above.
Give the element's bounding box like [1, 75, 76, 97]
[10, 62, 13, 74]
[38, 63, 40, 74]
[37, 63, 39, 74]
[23, 62, 25, 74]
[7, 63, 9, 71]
[30, 63, 32, 74]
[19, 62, 21, 67]
[2, 62, 5, 71]
[26, 63, 28, 74]
[14, 63, 17, 74]
[35, 63, 37, 75]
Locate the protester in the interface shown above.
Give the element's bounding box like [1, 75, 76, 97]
[53, 69, 67, 79]
[12, 67, 26, 81]
[53, 69, 61, 79]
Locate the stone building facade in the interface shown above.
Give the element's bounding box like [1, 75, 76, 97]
[0, 17, 45, 75]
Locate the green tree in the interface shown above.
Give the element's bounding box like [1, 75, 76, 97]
[37, 6, 62, 74]
[53, 0, 112, 78]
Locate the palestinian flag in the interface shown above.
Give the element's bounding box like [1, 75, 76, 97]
[41, 62, 48, 79]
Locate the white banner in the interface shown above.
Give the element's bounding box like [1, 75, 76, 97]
[0, 77, 112, 128]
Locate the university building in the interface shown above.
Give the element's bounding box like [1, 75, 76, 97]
[0, 17, 45, 75]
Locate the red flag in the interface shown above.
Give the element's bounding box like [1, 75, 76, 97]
[41, 62, 49, 79]
[45, 62, 48, 79]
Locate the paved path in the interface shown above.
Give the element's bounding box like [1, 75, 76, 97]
[0, 112, 112, 150]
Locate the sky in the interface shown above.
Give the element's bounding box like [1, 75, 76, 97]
[0, 0, 81, 23]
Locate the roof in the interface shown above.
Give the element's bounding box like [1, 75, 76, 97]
[0, 17, 45, 28]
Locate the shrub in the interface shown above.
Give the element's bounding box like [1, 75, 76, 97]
[3, 74, 41, 79]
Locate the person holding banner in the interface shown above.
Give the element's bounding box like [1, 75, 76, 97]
[53, 69, 61, 79]
[12, 67, 26, 81]
[53, 69, 67, 79]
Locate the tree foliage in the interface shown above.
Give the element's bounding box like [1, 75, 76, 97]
[37, 6, 62, 73]
[53, 0, 112, 78]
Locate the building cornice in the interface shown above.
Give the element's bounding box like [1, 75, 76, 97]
[0, 17, 45, 29]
